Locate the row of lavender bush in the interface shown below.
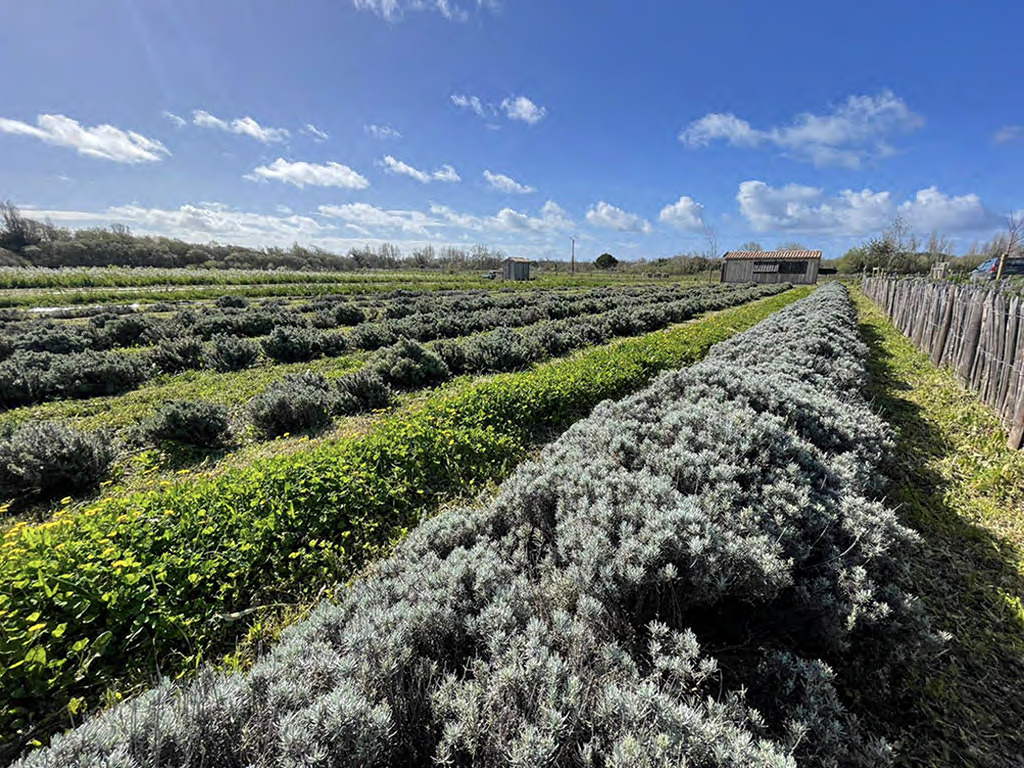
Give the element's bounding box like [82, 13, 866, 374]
[16, 284, 931, 767]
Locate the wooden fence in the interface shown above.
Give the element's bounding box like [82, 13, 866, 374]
[862, 276, 1024, 449]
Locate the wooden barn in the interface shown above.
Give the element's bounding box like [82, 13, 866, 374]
[502, 257, 532, 281]
[721, 250, 822, 285]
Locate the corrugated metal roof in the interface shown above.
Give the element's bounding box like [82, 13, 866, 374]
[504, 257, 532, 263]
[723, 250, 822, 261]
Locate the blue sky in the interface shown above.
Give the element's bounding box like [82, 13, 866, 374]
[1, 0, 1022, 262]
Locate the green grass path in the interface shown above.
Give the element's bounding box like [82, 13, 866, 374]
[854, 289, 1024, 768]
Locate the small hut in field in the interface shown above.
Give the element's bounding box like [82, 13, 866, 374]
[502, 257, 532, 281]
[721, 250, 822, 285]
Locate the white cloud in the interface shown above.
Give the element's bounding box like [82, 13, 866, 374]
[736, 180, 997, 235]
[24, 197, 576, 258]
[352, 0, 484, 21]
[678, 113, 761, 148]
[430, 200, 573, 233]
[163, 111, 187, 128]
[680, 91, 923, 168]
[737, 180, 891, 234]
[453, 93, 546, 126]
[32, 204, 328, 245]
[0, 114, 169, 163]
[898, 187, 998, 232]
[540, 200, 573, 230]
[247, 158, 370, 189]
[365, 124, 402, 140]
[451, 93, 489, 118]
[381, 155, 460, 183]
[303, 123, 329, 141]
[192, 110, 289, 143]
[658, 196, 705, 231]
[500, 95, 546, 125]
[432, 164, 461, 183]
[484, 170, 535, 194]
[586, 201, 652, 234]
[994, 125, 1024, 143]
[319, 202, 438, 236]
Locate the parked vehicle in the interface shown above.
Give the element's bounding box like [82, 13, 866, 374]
[972, 257, 1024, 279]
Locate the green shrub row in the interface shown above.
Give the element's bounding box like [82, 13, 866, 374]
[0, 283, 760, 411]
[1, 283, 788, 506]
[0, 288, 808, 756]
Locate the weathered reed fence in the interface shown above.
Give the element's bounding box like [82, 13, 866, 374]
[863, 276, 1024, 449]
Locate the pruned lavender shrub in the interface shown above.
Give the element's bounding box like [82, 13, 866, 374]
[149, 336, 205, 374]
[204, 334, 260, 372]
[17, 285, 931, 768]
[261, 326, 323, 364]
[333, 369, 395, 415]
[369, 339, 450, 389]
[247, 372, 335, 438]
[140, 401, 231, 449]
[0, 422, 114, 506]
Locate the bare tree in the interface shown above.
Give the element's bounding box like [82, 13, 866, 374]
[996, 213, 1023, 280]
[703, 223, 718, 259]
[925, 230, 954, 258]
[776, 241, 808, 251]
[738, 240, 763, 252]
[883, 216, 920, 255]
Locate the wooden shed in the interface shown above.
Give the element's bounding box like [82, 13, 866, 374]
[502, 257, 532, 281]
[721, 250, 822, 285]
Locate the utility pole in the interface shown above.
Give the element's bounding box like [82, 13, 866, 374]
[570, 236, 577, 276]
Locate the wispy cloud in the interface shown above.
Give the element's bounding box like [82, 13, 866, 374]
[351, 0, 499, 22]
[192, 110, 290, 143]
[586, 201, 651, 233]
[302, 123, 329, 142]
[0, 114, 169, 163]
[484, 170, 535, 194]
[247, 158, 370, 189]
[162, 111, 187, 128]
[452, 93, 547, 126]
[680, 91, 923, 168]
[381, 155, 460, 183]
[994, 125, 1024, 143]
[365, 124, 402, 140]
[451, 93, 489, 118]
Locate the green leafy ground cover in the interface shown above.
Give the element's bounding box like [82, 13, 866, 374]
[854, 290, 1024, 768]
[0, 351, 370, 432]
[0, 287, 808, 760]
[0, 270, 694, 308]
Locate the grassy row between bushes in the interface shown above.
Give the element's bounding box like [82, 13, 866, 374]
[0, 287, 809, 758]
[852, 290, 1024, 768]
